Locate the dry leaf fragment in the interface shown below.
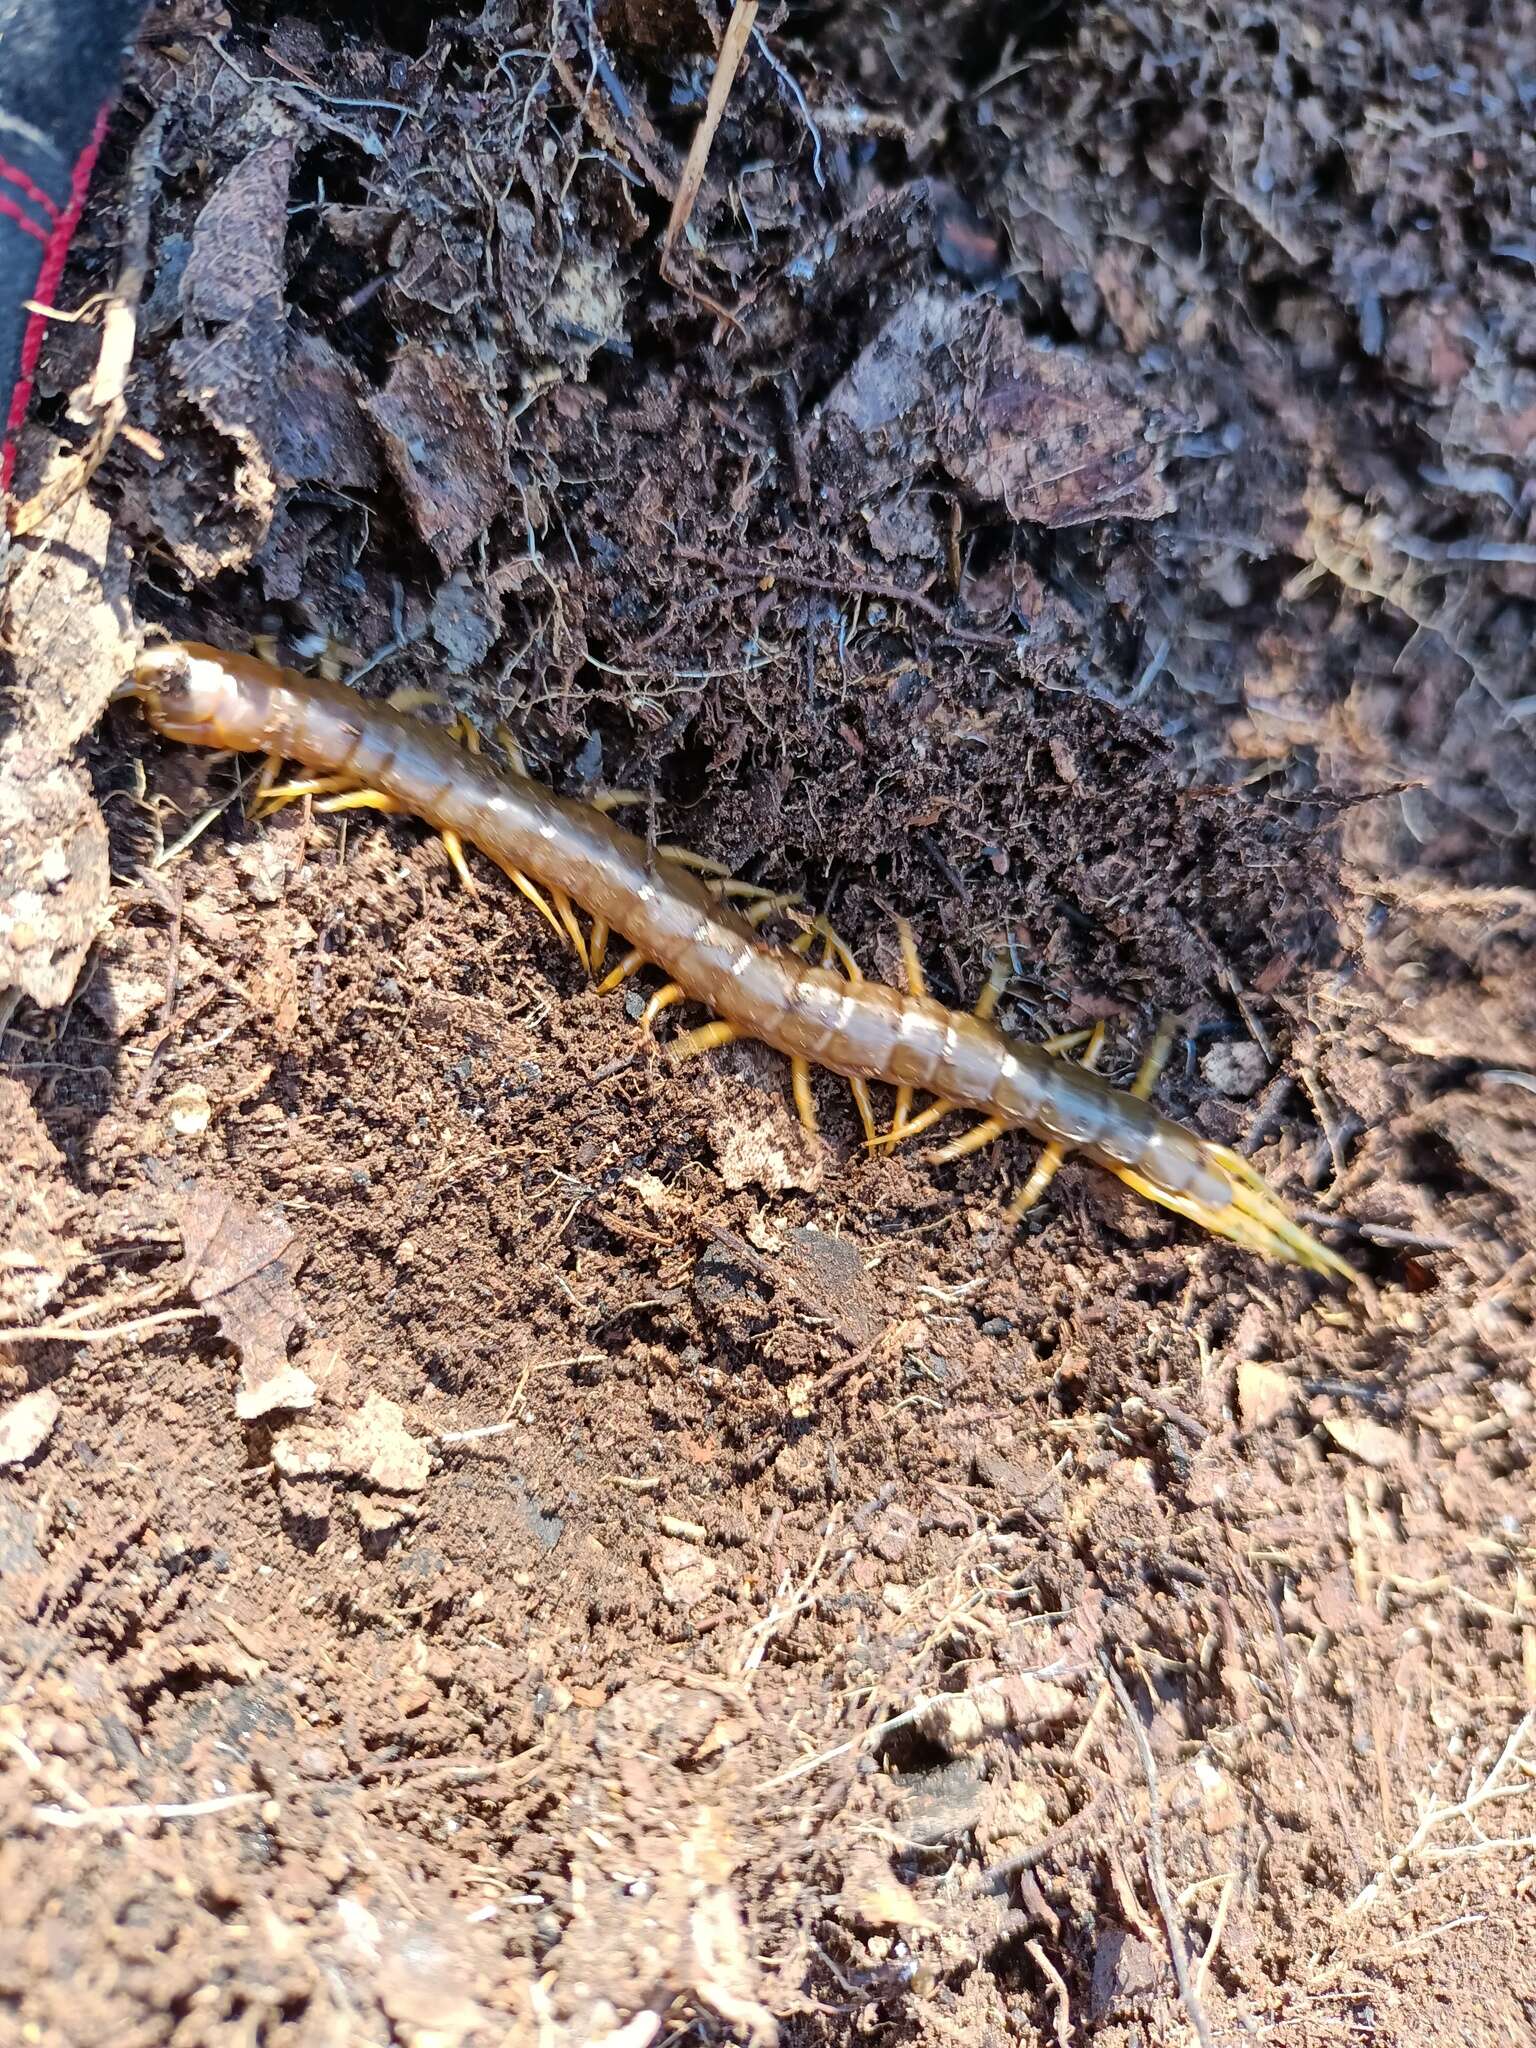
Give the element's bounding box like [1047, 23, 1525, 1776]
[1237, 1359, 1296, 1430]
[173, 1182, 315, 1416]
[1323, 1414, 1412, 1470]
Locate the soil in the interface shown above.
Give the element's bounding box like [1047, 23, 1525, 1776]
[3, 3, 1535, 2045]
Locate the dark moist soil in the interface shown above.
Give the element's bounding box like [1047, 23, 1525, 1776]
[3, 3, 1536, 2045]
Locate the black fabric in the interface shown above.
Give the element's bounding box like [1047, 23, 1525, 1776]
[0, 0, 150, 494]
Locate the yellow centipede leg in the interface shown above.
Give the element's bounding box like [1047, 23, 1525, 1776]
[315, 788, 407, 815]
[590, 788, 645, 814]
[784, 924, 877, 1144]
[640, 982, 686, 1031]
[596, 945, 647, 995]
[589, 916, 609, 979]
[253, 772, 361, 818]
[251, 751, 285, 811]
[1106, 1148, 1360, 1284]
[1008, 1021, 1108, 1218]
[671, 1019, 745, 1059]
[790, 1056, 818, 1136]
[657, 845, 733, 877]
[847, 1076, 880, 1149]
[1131, 1014, 1177, 1101]
[438, 827, 479, 893]
[929, 1114, 1008, 1164]
[491, 858, 567, 943]
[549, 886, 590, 972]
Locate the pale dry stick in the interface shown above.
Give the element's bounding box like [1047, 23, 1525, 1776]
[36, 1790, 264, 1830]
[661, 0, 760, 266]
[1024, 1939, 1072, 2048]
[0, 1306, 204, 1347]
[10, 108, 167, 537]
[756, 1662, 1079, 1796]
[1100, 1652, 1214, 2048]
[1191, 1873, 1236, 2001]
[734, 1507, 841, 1680]
[435, 1356, 604, 1443]
[1345, 1709, 1536, 1913]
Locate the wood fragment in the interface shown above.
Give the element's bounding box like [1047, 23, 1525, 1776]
[662, 1, 760, 267]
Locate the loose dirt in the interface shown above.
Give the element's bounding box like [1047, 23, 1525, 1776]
[3, 4, 1534, 2044]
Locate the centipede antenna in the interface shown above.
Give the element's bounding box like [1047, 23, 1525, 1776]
[671, 1019, 744, 1059]
[596, 945, 647, 995]
[1008, 1021, 1108, 1218]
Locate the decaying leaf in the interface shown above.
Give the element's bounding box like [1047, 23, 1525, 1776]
[366, 342, 506, 565]
[172, 1182, 316, 1417]
[823, 288, 1178, 528]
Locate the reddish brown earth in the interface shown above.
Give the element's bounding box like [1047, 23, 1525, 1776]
[3, 3, 1534, 2044]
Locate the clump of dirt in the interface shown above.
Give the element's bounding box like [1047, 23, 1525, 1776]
[3, 3, 1535, 2045]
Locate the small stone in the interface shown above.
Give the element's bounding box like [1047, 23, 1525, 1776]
[167, 1083, 212, 1137]
[1200, 1040, 1269, 1098]
[0, 1389, 61, 1466]
[1237, 1359, 1295, 1430]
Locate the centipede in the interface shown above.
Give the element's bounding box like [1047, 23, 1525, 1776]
[124, 641, 1357, 1284]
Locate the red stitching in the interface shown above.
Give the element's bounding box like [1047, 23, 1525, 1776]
[0, 190, 48, 244]
[0, 153, 61, 223]
[3, 104, 110, 497]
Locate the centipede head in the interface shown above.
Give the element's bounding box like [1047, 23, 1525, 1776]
[125, 641, 269, 749]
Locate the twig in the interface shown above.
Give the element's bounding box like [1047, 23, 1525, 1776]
[36, 1790, 263, 1830]
[1346, 1710, 1535, 1914]
[1100, 1652, 1214, 2048]
[10, 107, 166, 537]
[1, 1306, 204, 1347]
[1025, 1939, 1073, 2048]
[662, 1, 760, 266]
